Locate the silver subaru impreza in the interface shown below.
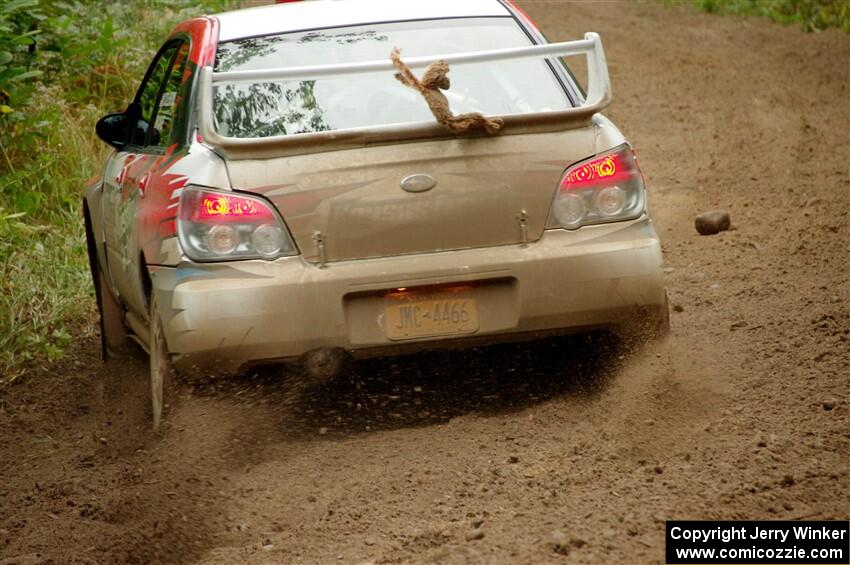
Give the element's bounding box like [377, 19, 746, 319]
[84, 0, 668, 428]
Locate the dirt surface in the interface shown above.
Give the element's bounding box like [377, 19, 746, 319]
[2, 2, 848, 564]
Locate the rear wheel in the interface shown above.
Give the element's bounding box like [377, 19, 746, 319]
[149, 293, 176, 432]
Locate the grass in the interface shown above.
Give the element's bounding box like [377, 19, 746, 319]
[0, 0, 239, 378]
[685, 0, 850, 32]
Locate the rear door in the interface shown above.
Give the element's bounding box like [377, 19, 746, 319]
[102, 40, 188, 314]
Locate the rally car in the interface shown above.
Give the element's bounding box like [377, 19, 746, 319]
[85, 0, 668, 429]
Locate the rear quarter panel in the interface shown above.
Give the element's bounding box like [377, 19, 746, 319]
[132, 16, 224, 270]
[137, 145, 231, 267]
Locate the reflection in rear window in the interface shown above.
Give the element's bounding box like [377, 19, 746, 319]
[213, 18, 571, 138]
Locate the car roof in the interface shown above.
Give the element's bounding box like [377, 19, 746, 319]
[214, 0, 512, 42]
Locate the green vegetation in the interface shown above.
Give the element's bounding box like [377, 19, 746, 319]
[690, 0, 850, 32]
[0, 0, 237, 377]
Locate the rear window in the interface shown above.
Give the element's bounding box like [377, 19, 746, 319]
[213, 18, 572, 138]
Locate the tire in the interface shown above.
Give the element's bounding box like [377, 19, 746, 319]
[149, 293, 176, 432]
[85, 210, 129, 359]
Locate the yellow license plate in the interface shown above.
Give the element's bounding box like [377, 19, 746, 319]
[384, 287, 479, 340]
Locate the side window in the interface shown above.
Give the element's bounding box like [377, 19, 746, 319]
[129, 42, 180, 147]
[151, 42, 190, 147]
[131, 45, 175, 146]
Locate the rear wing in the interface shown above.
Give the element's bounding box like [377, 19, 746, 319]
[196, 32, 611, 159]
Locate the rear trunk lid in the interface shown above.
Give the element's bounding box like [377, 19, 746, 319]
[226, 127, 595, 263]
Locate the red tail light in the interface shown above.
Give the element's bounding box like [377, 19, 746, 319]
[560, 150, 635, 191]
[178, 186, 298, 262]
[548, 144, 646, 230]
[194, 193, 275, 223]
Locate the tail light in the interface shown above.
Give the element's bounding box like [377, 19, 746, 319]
[178, 186, 298, 262]
[547, 143, 646, 230]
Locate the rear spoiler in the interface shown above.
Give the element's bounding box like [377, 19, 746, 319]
[196, 32, 611, 159]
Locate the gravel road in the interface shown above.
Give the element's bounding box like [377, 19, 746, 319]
[1, 1, 848, 563]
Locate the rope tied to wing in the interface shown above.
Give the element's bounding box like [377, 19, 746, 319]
[390, 47, 504, 136]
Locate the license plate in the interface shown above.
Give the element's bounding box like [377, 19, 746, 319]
[384, 287, 479, 340]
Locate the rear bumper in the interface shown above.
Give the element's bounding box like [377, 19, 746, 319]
[150, 216, 665, 377]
